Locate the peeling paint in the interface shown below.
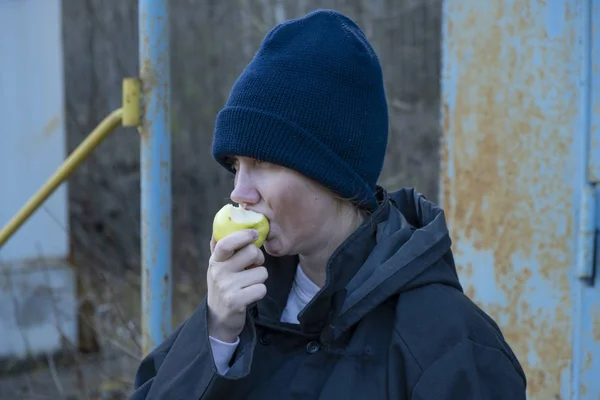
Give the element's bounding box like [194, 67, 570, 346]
[579, 299, 600, 399]
[593, 306, 600, 343]
[589, 0, 600, 183]
[139, 0, 172, 357]
[545, 1, 566, 39]
[441, 1, 581, 398]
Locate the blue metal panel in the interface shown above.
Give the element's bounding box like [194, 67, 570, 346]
[577, 184, 600, 398]
[578, 2, 600, 397]
[440, 0, 599, 398]
[588, 0, 600, 183]
[139, 0, 172, 356]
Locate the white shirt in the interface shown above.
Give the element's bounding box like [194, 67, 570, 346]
[209, 264, 320, 375]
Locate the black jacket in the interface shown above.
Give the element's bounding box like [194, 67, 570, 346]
[131, 188, 527, 399]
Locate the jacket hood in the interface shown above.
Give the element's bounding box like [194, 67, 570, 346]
[333, 187, 462, 333]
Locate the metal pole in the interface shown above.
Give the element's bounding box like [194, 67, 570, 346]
[139, 0, 171, 357]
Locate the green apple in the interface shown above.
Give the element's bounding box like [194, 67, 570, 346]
[213, 204, 270, 247]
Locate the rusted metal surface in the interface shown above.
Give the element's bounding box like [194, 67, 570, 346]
[589, 0, 600, 183]
[578, 3, 600, 397]
[139, 0, 172, 357]
[576, 185, 595, 281]
[441, 0, 600, 398]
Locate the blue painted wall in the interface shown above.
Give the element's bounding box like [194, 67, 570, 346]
[0, 0, 76, 359]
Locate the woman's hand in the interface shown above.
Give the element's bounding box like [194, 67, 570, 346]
[206, 229, 267, 343]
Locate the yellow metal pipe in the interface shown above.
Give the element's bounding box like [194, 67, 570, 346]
[0, 108, 124, 247]
[122, 77, 141, 127]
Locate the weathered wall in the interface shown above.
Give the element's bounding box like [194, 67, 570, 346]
[62, 0, 442, 308]
[440, 1, 600, 398]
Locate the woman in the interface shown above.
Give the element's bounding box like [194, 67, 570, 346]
[131, 9, 527, 400]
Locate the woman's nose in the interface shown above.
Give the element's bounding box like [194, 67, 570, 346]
[230, 172, 260, 205]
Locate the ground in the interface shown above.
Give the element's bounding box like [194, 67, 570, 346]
[0, 352, 137, 400]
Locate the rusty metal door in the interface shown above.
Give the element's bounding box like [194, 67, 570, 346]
[440, 1, 600, 398]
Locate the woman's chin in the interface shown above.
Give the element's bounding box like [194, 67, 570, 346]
[263, 239, 285, 257]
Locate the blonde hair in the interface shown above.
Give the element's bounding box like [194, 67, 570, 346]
[332, 192, 370, 224]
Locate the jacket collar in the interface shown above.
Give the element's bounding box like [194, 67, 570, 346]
[255, 187, 391, 334]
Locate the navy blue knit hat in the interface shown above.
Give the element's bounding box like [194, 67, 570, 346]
[212, 9, 388, 211]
